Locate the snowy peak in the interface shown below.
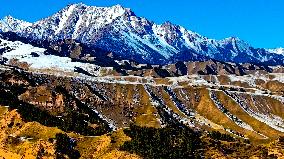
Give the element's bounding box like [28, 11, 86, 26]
[26, 3, 132, 39]
[0, 15, 32, 32]
[56, 3, 128, 20]
[53, 3, 129, 24]
[219, 37, 251, 52]
[268, 47, 284, 55]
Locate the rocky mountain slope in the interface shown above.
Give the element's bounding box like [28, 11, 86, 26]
[1, 3, 284, 65]
[0, 32, 282, 77]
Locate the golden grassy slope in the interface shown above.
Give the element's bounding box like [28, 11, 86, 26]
[215, 91, 284, 142]
[0, 105, 140, 159]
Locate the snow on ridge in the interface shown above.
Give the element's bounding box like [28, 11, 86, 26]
[55, 4, 76, 34]
[144, 84, 195, 128]
[152, 24, 179, 57]
[268, 47, 284, 55]
[270, 73, 284, 83]
[228, 75, 256, 86]
[0, 15, 32, 32]
[225, 91, 284, 132]
[209, 90, 254, 131]
[72, 14, 83, 39]
[0, 38, 101, 75]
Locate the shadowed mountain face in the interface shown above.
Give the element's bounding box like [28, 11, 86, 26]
[1, 3, 284, 65]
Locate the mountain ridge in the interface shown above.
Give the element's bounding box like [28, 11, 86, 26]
[1, 3, 284, 65]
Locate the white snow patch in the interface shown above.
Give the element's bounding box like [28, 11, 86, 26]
[1, 38, 101, 75]
[55, 4, 76, 34]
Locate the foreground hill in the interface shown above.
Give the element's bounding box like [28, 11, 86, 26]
[0, 60, 284, 158]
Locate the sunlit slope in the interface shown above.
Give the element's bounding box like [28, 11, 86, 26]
[1, 65, 284, 143]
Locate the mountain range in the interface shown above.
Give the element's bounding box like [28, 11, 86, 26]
[1, 3, 284, 65]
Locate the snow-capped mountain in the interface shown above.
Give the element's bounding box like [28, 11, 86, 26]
[1, 3, 284, 65]
[268, 48, 284, 55]
[0, 15, 32, 33]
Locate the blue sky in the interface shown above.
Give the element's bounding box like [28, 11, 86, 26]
[0, 0, 283, 48]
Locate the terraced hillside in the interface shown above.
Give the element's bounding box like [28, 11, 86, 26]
[0, 61, 284, 158]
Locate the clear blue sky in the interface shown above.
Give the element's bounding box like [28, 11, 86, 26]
[0, 0, 283, 48]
